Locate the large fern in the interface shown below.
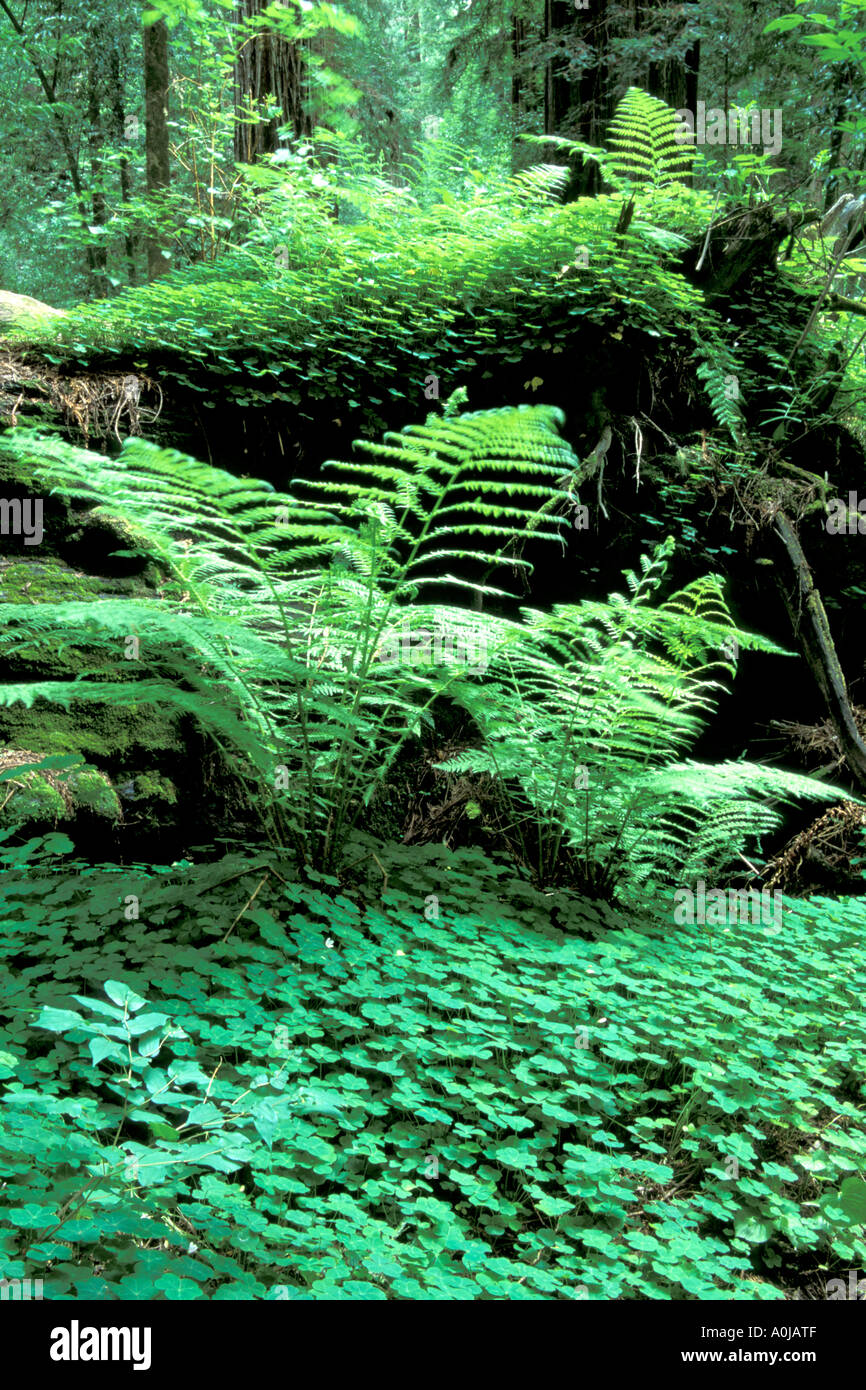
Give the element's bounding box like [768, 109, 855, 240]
[3, 421, 836, 893]
[439, 538, 845, 898]
[0, 405, 574, 868]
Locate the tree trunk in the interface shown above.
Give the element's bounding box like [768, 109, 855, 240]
[544, 0, 611, 197]
[107, 38, 137, 286]
[86, 29, 109, 298]
[233, 0, 310, 164]
[643, 0, 699, 111]
[772, 510, 866, 792]
[144, 17, 171, 280]
[511, 12, 524, 170]
[638, 0, 700, 187]
[825, 64, 855, 210]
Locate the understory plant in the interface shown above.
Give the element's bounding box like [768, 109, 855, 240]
[0, 408, 846, 891]
[0, 404, 575, 869]
[15, 132, 737, 438]
[440, 537, 846, 896]
[0, 834, 864, 1300]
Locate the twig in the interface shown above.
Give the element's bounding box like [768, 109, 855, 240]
[695, 192, 721, 273]
[221, 874, 270, 942]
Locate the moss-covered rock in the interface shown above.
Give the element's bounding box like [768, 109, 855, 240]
[0, 749, 121, 828]
[68, 766, 123, 819]
[0, 767, 68, 824]
[0, 463, 204, 841]
[120, 770, 178, 806]
[0, 554, 155, 605]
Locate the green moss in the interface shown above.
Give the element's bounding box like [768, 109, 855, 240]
[0, 703, 186, 763]
[0, 557, 111, 605]
[0, 445, 191, 830]
[68, 767, 121, 819]
[0, 760, 121, 827]
[0, 770, 68, 826]
[129, 771, 178, 805]
[0, 555, 159, 605]
[76, 506, 155, 553]
[0, 290, 67, 329]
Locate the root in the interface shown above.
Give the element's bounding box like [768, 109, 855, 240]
[0, 351, 163, 444]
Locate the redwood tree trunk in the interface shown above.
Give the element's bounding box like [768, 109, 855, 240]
[511, 11, 526, 171]
[233, 0, 310, 164]
[144, 17, 171, 281]
[544, 0, 613, 197]
[108, 37, 137, 286]
[86, 27, 109, 298]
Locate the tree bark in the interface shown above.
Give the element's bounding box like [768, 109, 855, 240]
[641, 0, 700, 112]
[86, 28, 109, 298]
[825, 64, 855, 211]
[233, 0, 310, 164]
[144, 17, 171, 280]
[544, 0, 610, 197]
[107, 37, 137, 286]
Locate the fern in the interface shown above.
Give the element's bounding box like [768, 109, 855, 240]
[4, 421, 835, 894]
[0, 406, 576, 869]
[693, 339, 746, 440]
[607, 87, 695, 188]
[440, 538, 845, 897]
[286, 403, 574, 594]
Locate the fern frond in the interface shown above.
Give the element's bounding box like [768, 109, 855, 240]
[441, 540, 847, 896]
[607, 88, 694, 189]
[0, 406, 580, 867]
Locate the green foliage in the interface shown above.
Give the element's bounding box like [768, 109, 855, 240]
[0, 420, 840, 890]
[440, 538, 842, 895]
[0, 834, 864, 1299]
[0, 407, 575, 868]
[10, 131, 741, 446]
[692, 339, 746, 440]
[14, 142, 718, 425]
[1, 0, 864, 1318]
[765, 3, 866, 78]
[607, 88, 695, 189]
[0, 756, 121, 827]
